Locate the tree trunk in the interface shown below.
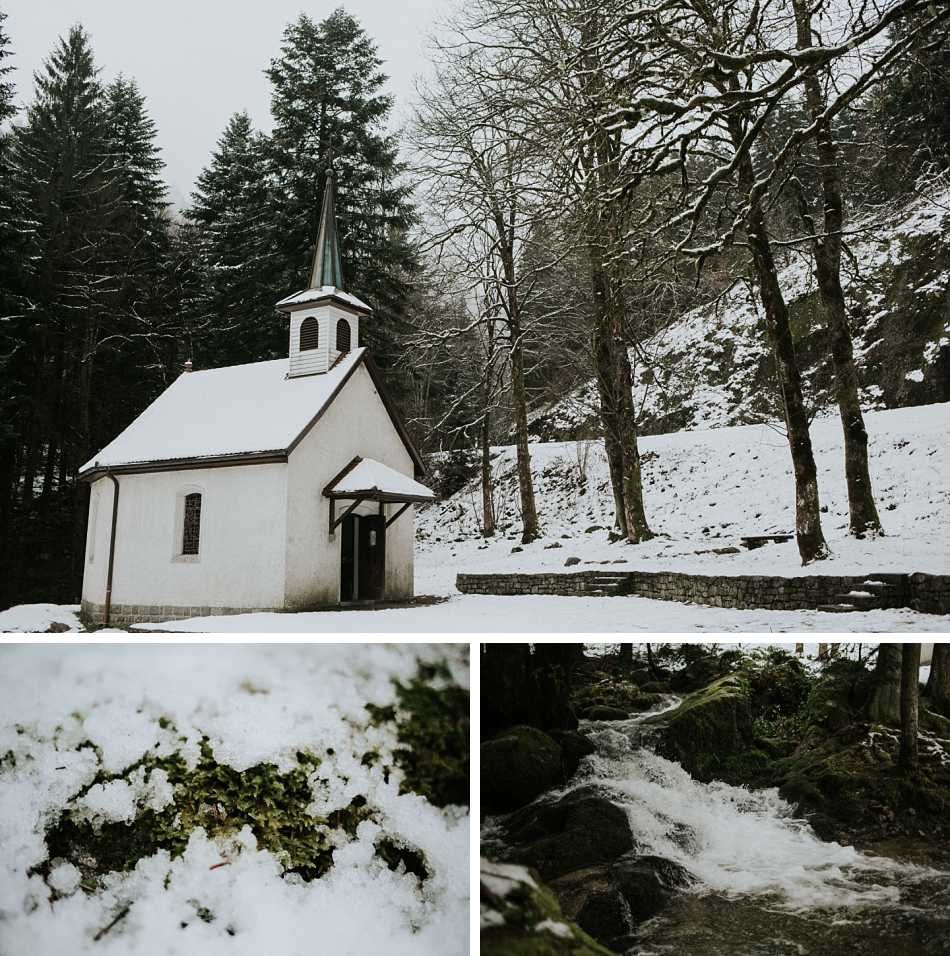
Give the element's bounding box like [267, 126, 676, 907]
[732, 122, 828, 564]
[499, 243, 539, 544]
[899, 643, 921, 773]
[792, 0, 883, 538]
[925, 643, 950, 717]
[480, 408, 495, 537]
[619, 643, 633, 665]
[868, 643, 902, 725]
[480, 320, 496, 538]
[589, 235, 653, 543]
[646, 642, 660, 680]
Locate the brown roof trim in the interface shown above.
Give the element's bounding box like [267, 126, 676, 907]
[80, 450, 287, 483]
[286, 354, 366, 455]
[326, 490, 434, 504]
[362, 354, 428, 477]
[287, 351, 427, 477]
[322, 455, 363, 496]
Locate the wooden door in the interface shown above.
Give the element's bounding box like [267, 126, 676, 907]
[358, 514, 386, 601]
[340, 514, 356, 602]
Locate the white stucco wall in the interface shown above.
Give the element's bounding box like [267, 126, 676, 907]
[81, 463, 288, 610]
[284, 363, 415, 608]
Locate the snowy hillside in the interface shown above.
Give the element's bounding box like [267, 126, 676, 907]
[530, 187, 950, 439]
[417, 401, 950, 591]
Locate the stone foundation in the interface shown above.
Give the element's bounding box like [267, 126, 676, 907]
[81, 600, 283, 629]
[456, 570, 950, 614]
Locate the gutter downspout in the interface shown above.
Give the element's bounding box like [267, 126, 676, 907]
[104, 472, 120, 628]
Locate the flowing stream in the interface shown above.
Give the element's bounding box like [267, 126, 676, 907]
[490, 698, 950, 955]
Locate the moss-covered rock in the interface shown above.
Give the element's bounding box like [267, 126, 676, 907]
[651, 674, 757, 784]
[774, 722, 950, 843]
[572, 679, 640, 719]
[482, 726, 563, 814]
[481, 859, 618, 956]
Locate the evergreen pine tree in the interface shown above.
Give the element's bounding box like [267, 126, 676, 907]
[265, 10, 418, 381]
[187, 111, 281, 367]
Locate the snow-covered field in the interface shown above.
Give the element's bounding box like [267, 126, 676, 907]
[419, 401, 950, 581]
[0, 644, 469, 955]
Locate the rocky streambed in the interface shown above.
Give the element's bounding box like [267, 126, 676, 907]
[481, 687, 950, 955]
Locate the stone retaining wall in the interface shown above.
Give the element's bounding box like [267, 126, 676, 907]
[456, 570, 950, 614]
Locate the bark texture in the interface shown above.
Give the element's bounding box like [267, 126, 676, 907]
[925, 642, 950, 717]
[868, 642, 902, 725]
[732, 118, 829, 564]
[899, 642, 921, 773]
[792, 0, 883, 538]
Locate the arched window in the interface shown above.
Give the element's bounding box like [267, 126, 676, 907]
[336, 318, 351, 354]
[299, 316, 319, 351]
[182, 492, 202, 555]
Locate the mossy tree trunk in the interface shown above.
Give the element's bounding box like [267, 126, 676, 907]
[925, 642, 950, 717]
[899, 643, 921, 773]
[868, 643, 902, 725]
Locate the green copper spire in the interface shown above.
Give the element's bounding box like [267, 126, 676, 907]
[309, 159, 343, 289]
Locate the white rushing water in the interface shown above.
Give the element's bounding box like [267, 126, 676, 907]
[550, 702, 920, 912]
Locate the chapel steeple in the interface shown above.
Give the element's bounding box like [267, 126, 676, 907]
[309, 161, 344, 290]
[276, 156, 372, 378]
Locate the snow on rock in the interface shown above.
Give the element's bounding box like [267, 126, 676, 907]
[0, 603, 80, 633]
[530, 185, 950, 439]
[0, 644, 469, 955]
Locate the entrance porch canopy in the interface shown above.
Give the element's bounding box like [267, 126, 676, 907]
[324, 456, 436, 534]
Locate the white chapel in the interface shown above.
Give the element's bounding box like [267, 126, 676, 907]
[79, 165, 435, 627]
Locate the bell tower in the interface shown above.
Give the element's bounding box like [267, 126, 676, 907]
[276, 159, 371, 377]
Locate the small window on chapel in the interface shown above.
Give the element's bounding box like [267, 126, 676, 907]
[182, 492, 202, 555]
[300, 316, 319, 351]
[336, 318, 351, 354]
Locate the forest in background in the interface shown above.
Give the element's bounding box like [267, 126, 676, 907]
[2, 0, 949, 607]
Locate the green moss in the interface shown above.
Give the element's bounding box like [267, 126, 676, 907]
[39, 743, 373, 887]
[481, 865, 618, 956]
[367, 660, 469, 808]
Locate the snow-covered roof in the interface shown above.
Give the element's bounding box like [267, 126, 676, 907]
[276, 285, 372, 314]
[326, 457, 435, 502]
[80, 349, 368, 476]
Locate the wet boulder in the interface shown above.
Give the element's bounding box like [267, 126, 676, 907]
[651, 674, 756, 784]
[609, 853, 694, 923]
[549, 854, 694, 949]
[503, 788, 635, 880]
[639, 681, 671, 695]
[480, 860, 617, 956]
[551, 730, 596, 780]
[573, 679, 641, 718]
[586, 705, 630, 721]
[482, 725, 563, 814]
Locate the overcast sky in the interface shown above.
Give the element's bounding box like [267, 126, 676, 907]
[3, 0, 447, 205]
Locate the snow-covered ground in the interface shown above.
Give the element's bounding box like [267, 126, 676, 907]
[0, 644, 469, 955]
[418, 401, 950, 581]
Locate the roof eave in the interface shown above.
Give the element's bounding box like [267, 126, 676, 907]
[79, 449, 288, 483]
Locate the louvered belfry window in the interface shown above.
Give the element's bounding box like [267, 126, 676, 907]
[182, 493, 202, 555]
[336, 318, 351, 354]
[299, 316, 319, 351]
